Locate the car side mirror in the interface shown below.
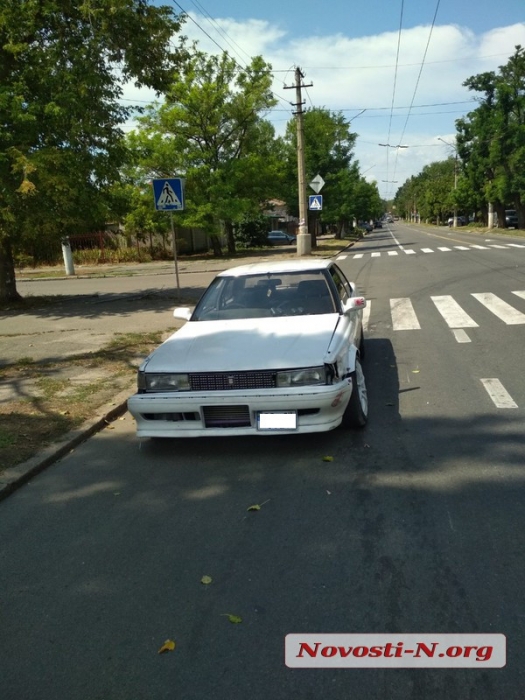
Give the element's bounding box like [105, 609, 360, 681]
[173, 307, 192, 321]
[343, 297, 366, 313]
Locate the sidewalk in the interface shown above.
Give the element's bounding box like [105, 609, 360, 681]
[0, 238, 354, 499]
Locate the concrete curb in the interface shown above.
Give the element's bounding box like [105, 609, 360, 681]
[0, 384, 135, 503]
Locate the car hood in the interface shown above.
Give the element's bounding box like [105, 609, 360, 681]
[142, 315, 340, 373]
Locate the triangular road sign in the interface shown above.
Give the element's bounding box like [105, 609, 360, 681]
[157, 181, 182, 208]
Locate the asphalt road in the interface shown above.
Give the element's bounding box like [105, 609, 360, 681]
[1, 223, 524, 699]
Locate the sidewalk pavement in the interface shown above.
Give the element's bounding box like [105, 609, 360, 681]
[0, 240, 354, 500]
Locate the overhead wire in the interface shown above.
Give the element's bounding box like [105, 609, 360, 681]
[389, 0, 443, 193]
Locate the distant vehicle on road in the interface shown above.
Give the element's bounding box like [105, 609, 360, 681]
[358, 221, 373, 233]
[267, 230, 295, 245]
[447, 216, 467, 227]
[505, 210, 519, 228]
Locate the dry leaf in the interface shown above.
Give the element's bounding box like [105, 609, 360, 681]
[322, 456, 334, 462]
[201, 575, 212, 585]
[158, 639, 176, 654]
[326, 490, 332, 495]
[221, 614, 242, 624]
[412, 370, 420, 374]
[247, 499, 270, 512]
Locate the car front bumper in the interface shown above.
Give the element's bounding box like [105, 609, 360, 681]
[127, 380, 353, 437]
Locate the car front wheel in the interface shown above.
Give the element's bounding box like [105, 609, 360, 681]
[341, 358, 368, 428]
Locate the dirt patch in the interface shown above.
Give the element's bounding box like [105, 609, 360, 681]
[0, 332, 163, 473]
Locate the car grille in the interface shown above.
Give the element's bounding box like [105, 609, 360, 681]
[189, 371, 276, 391]
[202, 405, 251, 428]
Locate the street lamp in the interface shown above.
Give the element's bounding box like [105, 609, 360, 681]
[438, 137, 458, 228]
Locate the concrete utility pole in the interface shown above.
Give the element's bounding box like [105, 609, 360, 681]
[284, 67, 312, 256]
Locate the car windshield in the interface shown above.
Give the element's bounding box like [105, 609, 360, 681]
[192, 271, 338, 320]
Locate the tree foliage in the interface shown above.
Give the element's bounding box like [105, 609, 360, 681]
[0, 0, 186, 301]
[130, 51, 279, 255]
[281, 108, 381, 238]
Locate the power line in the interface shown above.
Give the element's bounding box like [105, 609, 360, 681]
[385, 0, 405, 185]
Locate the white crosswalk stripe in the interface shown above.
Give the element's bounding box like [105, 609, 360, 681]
[480, 378, 518, 409]
[343, 243, 525, 259]
[471, 293, 525, 324]
[365, 291, 525, 333]
[431, 296, 479, 328]
[390, 298, 420, 330]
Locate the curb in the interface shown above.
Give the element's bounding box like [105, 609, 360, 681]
[0, 384, 134, 503]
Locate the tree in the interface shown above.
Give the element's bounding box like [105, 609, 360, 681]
[131, 51, 279, 255]
[456, 46, 525, 227]
[281, 108, 359, 241]
[0, 0, 186, 302]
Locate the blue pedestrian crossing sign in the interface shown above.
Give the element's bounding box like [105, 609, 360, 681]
[309, 195, 323, 211]
[152, 178, 185, 211]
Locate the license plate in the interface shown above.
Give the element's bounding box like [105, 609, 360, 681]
[257, 411, 297, 431]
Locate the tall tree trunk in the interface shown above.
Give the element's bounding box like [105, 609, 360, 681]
[225, 220, 236, 255]
[0, 236, 21, 303]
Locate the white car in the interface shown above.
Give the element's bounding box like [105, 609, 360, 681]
[127, 260, 368, 437]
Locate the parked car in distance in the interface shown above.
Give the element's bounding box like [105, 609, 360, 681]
[267, 230, 295, 245]
[127, 259, 368, 438]
[447, 215, 467, 226]
[358, 221, 373, 233]
[505, 210, 519, 228]
[374, 220, 383, 229]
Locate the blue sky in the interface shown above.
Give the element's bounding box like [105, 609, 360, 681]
[132, 1, 525, 199]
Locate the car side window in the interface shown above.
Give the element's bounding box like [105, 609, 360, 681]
[329, 267, 350, 305]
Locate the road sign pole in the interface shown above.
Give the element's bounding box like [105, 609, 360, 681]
[170, 212, 180, 293]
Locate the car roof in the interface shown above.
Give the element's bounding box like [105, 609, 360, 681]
[217, 259, 333, 277]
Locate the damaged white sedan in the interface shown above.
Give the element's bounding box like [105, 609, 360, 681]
[127, 260, 368, 437]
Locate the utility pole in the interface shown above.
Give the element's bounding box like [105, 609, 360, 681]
[284, 67, 313, 256]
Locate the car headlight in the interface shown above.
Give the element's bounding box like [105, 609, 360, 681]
[144, 373, 191, 392]
[276, 366, 328, 387]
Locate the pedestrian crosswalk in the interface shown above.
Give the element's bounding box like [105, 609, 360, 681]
[337, 242, 525, 260]
[363, 290, 525, 333]
[362, 290, 525, 410]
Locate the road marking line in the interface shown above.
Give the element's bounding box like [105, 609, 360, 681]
[353, 253, 364, 259]
[454, 246, 470, 250]
[480, 378, 518, 409]
[337, 254, 348, 260]
[431, 296, 479, 328]
[452, 329, 471, 343]
[507, 243, 525, 248]
[421, 248, 434, 253]
[470, 244, 489, 249]
[388, 251, 398, 256]
[362, 301, 371, 331]
[390, 298, 420, 330]
[472, 293, 525, 324]
[487, 244, 508, 248]
[438, 247, 452, 251]
[404, 249, 416, 255]
[371, 252, 381, 257]
[512, 291, 525, 301]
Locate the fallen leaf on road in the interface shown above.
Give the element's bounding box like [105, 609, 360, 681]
[326, 490, 332, 495]
[201, 575, 212, 585]
[322, 456, 334, 462]
[247, 499, 270, 511]
[158, 639, 176, 654]
[412, 370, 420, 374]
[221, 614, 242, 624]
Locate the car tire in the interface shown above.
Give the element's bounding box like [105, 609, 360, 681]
[341, 358, 368, 429]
